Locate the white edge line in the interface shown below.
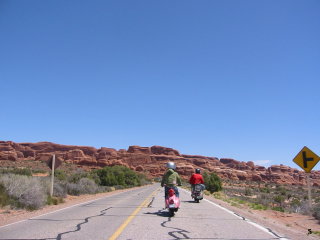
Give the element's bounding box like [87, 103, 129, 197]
[0, 188, 137, 229]
[180, 188, 289, 240]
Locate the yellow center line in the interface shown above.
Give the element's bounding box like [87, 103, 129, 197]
[108, 187, 159, 240]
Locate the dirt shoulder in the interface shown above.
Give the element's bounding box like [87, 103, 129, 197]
[204, 194, 320, 240]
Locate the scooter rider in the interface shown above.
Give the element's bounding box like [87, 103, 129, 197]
[161, 162, 182, 198]
[189, 168, 204, 195]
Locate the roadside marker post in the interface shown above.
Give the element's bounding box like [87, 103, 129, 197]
[293, 146, 320, 210]
[47, 154, 62, 197]
[50, 154, 55, 197]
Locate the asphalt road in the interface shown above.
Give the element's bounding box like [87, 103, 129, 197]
[0, 183, 288, 240]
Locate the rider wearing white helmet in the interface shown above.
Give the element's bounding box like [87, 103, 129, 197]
[161, 162, 182, 197]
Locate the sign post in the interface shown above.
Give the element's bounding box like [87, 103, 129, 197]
[293, 146, 320, 210]
[307, 173, 312, 209]
[47, 154, 62, 197]
[50, 155, 55, 197]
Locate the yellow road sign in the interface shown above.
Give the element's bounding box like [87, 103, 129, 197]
[293, 146, 319, 172]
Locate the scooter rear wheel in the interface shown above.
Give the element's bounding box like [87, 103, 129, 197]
[169, 208, 175, 217]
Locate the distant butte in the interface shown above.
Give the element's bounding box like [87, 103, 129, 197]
[0, 141, 319, 186]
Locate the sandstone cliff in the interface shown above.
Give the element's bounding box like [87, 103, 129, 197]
[0, 141, 319, 186]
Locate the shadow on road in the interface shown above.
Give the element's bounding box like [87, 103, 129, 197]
[181, 200, 197, 203]
[144, 209, 173, 218]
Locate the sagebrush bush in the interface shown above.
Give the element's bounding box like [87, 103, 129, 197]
[0, 174, 46, 209]
[54, 170, 67, 181]
[272, 206, 285, 212]
[53, 182, 67, 198]
[66, 178, 99, 195]
[78, 178, 99, 194]
[312, 204, 320, 220]
[0, 168, 32, 176]
[67, 169, 90, 183]
[0, 183, 10, 207]
[244, 188, 252, 196]
[66, 182, 82, 196]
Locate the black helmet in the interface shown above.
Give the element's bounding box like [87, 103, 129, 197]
[195, 168, 200, 174]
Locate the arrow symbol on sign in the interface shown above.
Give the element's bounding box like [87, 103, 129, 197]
[303, 151, 314, 168]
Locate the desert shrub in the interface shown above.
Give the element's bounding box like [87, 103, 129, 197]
[67, 169, 90, 183]
[78, 178, 99, 194]
[203, 172, 222, 193]
[275, 185, 287, 196]
[65, 178, 99, 195]
[312, 204, 320, 220]
[54, 170, 67, 181]
[272, 206, 285, 212]
[213, 191, 224, 199]
[47, 196, 64, 205]
[0, 183, 10, 207]
[260, 187, 270, 193]
[66, 182, 82, 196]
[137, 173, 151, 185]
[0, 168, 32, 176]
[244, 188, 252, 196]
[295, 200, 311, 215]
[88, 171, 101, 185]
[289, 197, 301, 213]
[32, 169, 47, 174]
[256, 194, 272, 207]
[93, 166, 142, 187]
[0, 174, 46, 210]
[53, 182, 67, 198]
[273, 195, 285, 207]
[114, 185, 125, 190]
[249, 203, 268, 210]
[101, 186, 115, 192]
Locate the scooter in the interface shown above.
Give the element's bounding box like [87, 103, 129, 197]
[165, 188, 180, 217]
[192, 184, 204, 203]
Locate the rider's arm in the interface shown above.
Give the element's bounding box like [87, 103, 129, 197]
[161, 175, 165, 187]
[189, 175, 194, 184]
[177, 173, 182, 186]
[200, 175, 204, 184]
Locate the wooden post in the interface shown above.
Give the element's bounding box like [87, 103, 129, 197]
[50, 154, 55, 197]
[307, 173, 312, 210]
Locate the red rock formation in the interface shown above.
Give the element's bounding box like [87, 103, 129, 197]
[151, 146, 180, 156]
[1, 141, 320, 186]
[128, 146, 151, 155]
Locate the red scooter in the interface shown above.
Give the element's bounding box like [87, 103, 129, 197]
[165, 188, 180, 217]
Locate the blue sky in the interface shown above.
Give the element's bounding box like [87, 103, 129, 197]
[1, 1, 319, 170]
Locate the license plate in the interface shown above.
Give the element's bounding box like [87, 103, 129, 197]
[169, 204, 175, 208]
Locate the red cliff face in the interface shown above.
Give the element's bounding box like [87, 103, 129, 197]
[0, 141, 319, 186]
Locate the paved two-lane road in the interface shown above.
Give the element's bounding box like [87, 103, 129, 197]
[0, 184, 287, 240]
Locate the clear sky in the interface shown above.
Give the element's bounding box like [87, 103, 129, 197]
[1, 1, 319, 170]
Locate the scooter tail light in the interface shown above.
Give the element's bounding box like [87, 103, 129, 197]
[168, 189, 175, 197]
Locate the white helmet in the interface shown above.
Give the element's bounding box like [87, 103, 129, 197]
[166, 162, 176, 170]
